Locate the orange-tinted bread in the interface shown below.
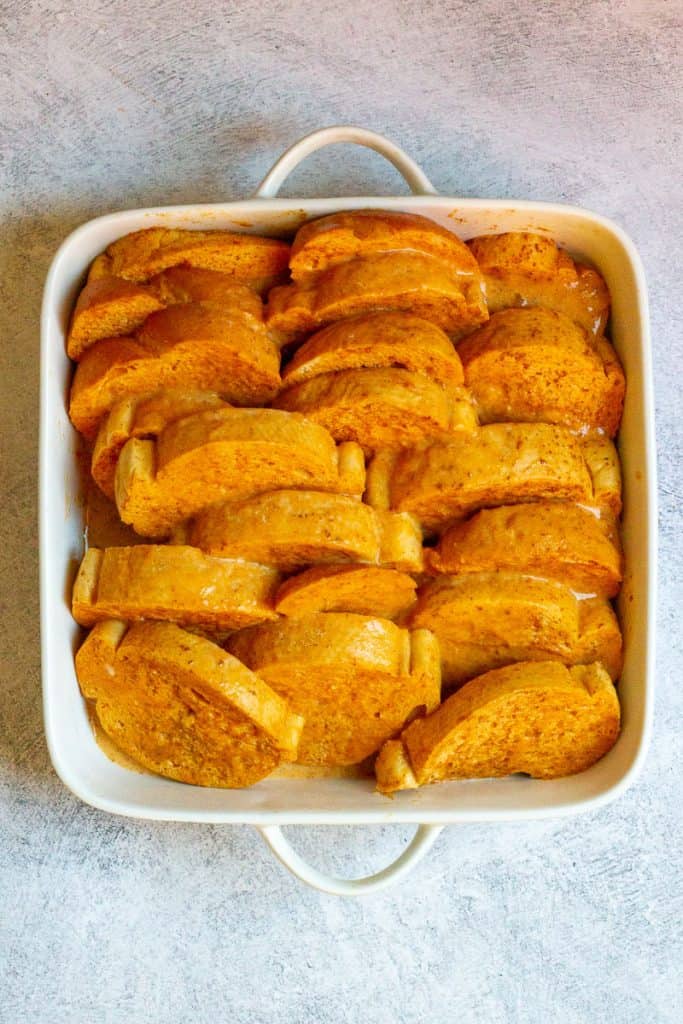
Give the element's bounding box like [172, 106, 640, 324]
[577, 598, 623, 680]
[289, 209, 482, 281]
[115, 408, 365, 537]
[582, 434, 623, 517]
[188, 490, 423, 573]
[87, 227, 290, 293]
[72, 545, 280, 631]
[66, 277, 164, 360]
[69, 304, 281, 438]
[282, 311, 464, 389]
[427, 502, 623, 597]
[409, 572, 621, 686]
[149, 266, 267, 318]
[76, 620, 303, 787]
[274, 565, 417, 619]
[458, 307, 624, 436]
[468, 232, 610, 334]
[92, 390, 227, 498]
[369, 423, 599, 532]
[274, 368, 477, 452]
[375, 661, 620, 791]
[227, 614, 440, 765]
[266, 251, 488, 341]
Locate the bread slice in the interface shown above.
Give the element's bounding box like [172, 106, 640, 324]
[92, 390, 227, 498]
[375, 661, 620, 792]
[87, 227, 290, 293]
[227, 614, 441, 765]
[289, 209, 482, 281]
[458, 307, 625, 436]
[410, 572, 578, 686]
[66, 277, 165, 360]
[266, 251, 488, 341]
[115, 408, 366, 537]
[69, 303, 281, 439]
[76, 620, 303, 787]
[274, 565, 417, 619]
[274, 368, 478, 452]
[409, 572, 621, 686]
[66, 267, 268, 361]
[72, 545, 280, 630]
[370, 423, 599, 532]
[188, 490, 423, 573]
[468, 232, 610, 334]
[427, 502, 623, 597]
[282, 311, 464, 389]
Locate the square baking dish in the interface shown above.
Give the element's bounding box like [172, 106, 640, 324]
[40, 127, 657, 893]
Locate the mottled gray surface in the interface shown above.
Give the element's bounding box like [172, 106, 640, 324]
[1, 1, 682, 1021]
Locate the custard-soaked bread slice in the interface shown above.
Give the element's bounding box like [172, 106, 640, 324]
[409, 573, 621, 686]
[67, 277, 165, 360]
[227, 615, 440, 765]
[289, 209, 482, 281]
[188, 490, 423, 573]
[87, 227, 290, 292]
[72, 545, 280, 630]
[410, 573, 578, 686]
[115, 409, 365, 537]
[69, 305, 281, 439]
[282, 311, 464, 389]
[274, 368, 478, 452]
[468, 232, 610, 334]
[92, 390, 227, 498]
[274, 565, 417, 619]
[76, 620, 303, 787]
[427, 502, 623, 597]
[66, 268, 265, 360]
[375, 661, 620, 791]
[368, 423, 614, 532]
[266, 251, 488, 341]
[458, 307, 625, 436]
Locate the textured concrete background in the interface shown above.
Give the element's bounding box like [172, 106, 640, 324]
[1, 1, 681, 1021]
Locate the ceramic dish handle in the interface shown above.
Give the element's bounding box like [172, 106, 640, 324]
[253, 125, 438, 198]
[258, 824, 444, 896]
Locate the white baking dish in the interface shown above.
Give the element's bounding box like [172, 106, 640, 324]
[40, 127, 657, 895]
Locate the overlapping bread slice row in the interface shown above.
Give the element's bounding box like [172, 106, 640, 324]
[67, 215, 624, 792]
